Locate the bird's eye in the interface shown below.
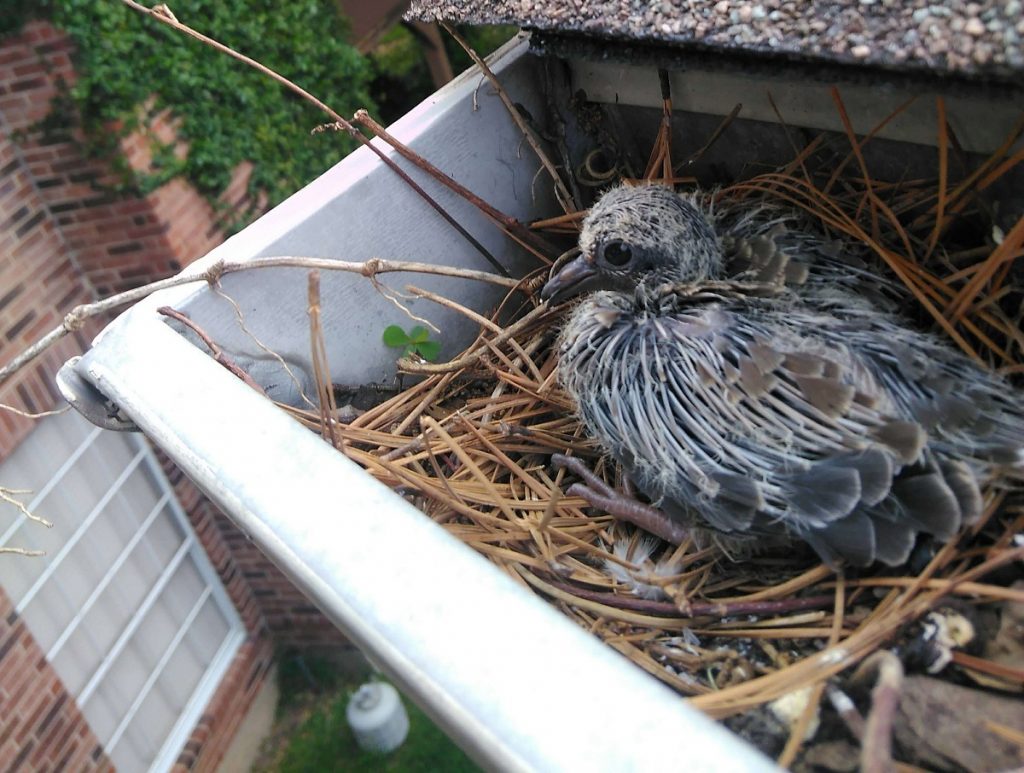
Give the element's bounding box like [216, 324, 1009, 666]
[600, 240, 633, 267]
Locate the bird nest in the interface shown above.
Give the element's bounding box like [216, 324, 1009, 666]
[277, 58, 1024, 766]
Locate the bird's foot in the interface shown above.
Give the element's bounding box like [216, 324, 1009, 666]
[551, 454, 689, 545]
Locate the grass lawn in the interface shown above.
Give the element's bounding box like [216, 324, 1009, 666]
[257, 651, 479, 772]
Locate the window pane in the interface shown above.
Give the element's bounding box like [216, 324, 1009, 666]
[51, 628, 103, 696]
[1, 413, 242, 773]
[108, 462, 165, 531]
[160, 595, 225, 712]
[62, 512, 125, 596]
[88, 430, 140, 479]
[0, 410, 95, 496]
[125, 558, 201, 668]
[161, 559, 205, 624]
[105, 643, 153, 720]
[140, 505, 186, 567]
[19, 579, 76, 652]
[187, 594, 231, 665]
[122, 687, 175, 771]
[81, 579, 144, 657]
[108, 733, 147, 773]
[0, 526, 60, 599]
[35, 442, 128, 528]
[82, 689, 122, 747]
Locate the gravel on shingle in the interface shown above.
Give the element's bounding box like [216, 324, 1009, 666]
[408, 0, 1024, 81]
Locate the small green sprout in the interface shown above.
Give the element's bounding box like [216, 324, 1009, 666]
[382, 325, 441, 362]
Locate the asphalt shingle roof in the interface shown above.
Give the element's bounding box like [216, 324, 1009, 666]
[409, 1, 1024, 83]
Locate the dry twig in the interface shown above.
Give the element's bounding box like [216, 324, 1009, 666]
[120, 0, 514, 278]
[0, 255, 517, 391]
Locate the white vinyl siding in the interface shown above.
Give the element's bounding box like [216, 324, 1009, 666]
[0, 409, 243, 772]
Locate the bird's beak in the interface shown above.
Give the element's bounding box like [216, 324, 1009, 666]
[541, 254, 599, 303]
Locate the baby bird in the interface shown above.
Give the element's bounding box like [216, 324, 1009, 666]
[543, 183, 1023, 567]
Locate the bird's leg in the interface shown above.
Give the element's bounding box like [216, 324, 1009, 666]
[551, 454, 690, 545]
[621, 473, 636, 498]
[851, 651, 903, 773]
[566, 482, 691, 545]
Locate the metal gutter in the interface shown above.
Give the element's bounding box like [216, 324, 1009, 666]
[76, 308, 775, 771]
[551, 38, 1023, 154]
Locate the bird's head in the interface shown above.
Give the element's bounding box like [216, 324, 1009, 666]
[541, 183, 722, 303]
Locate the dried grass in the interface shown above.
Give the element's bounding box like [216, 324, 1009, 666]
[285, 91, 1023, 732]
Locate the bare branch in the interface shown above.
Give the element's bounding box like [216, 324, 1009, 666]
[0, 402, 70, 419]
[307, 271, 342, 450]
[156, 306, 267, 394]
[0, 255, 519, 390]
[440, 23, 576, 213]
[352, 111, 559, 262]
[1, 486, 52, 528]
[211, 284, 317, 409]
[370, 276, 441, 334]
[118, 0, 511, 276]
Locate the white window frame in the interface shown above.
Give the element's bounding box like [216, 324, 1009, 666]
[2, 421, 245, 773]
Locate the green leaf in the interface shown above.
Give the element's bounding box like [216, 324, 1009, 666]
[414, 340, 441, 362]
[382, 325, 410, 348]
[408, 325, 429, 343]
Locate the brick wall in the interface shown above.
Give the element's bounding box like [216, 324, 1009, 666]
[0, 118, 100, 459]
[0, 19, 187, 455]
[0, 19, 346, 772]
[0, 21, 259, 450]
[0, 587, 114, 773]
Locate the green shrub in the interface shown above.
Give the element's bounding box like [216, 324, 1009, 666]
[6, 1, 375, 229]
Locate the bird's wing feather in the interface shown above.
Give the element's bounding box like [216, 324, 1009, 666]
[833, 321, 1024, 469]
[560, 284, 962, 565]
[713, 197, 907, 309]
